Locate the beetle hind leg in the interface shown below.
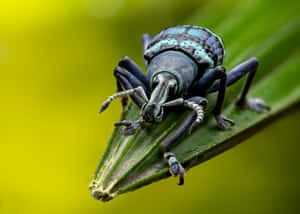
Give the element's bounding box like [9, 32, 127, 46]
[208, 57, 270, 113]
[227, 57, 271, 112]
[242, 98, 271, 113]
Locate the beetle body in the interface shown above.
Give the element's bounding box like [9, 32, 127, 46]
[98, 25, 270, 189]
[145, 25, 225, 96]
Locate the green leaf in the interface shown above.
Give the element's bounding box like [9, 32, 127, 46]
[89, 0, 300, 201]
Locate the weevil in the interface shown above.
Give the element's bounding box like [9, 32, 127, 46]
[99, 25, 270, 186]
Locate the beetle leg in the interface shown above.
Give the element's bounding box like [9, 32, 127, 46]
[209, 57, 270, 113]
[160, 96, 207, 185]
[190, 67, 223, 95]
[234, 58, 271, 112]
[211, 66, 235, 129]
[113, 67, 138, 113]
[191, 66, 234, 129]
[114, 56, 150, 113]
[184, 100, 206, 134]
[118, 56, 149, 90]
[164, 152, 185, 185]
[108, 64, 149, 114]
[163, 97, 208, 134]
[114, 65, 150, 96]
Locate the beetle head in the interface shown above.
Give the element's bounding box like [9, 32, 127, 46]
[141, 72, 177, 123]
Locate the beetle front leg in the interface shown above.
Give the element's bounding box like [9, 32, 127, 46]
[164, 152, 185, 185]
[163, 97, 208, 134]
[118, 56, 149, 91]
[160, 96, 208, 185]
[100, 66, 149, 113]
[111, 66, 147, 114]
[112, 57, 150, 114]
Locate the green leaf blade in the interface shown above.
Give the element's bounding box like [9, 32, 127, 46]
[90, 0, 300, 201]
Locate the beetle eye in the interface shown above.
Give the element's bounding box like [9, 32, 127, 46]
[152, 77, 159, 89]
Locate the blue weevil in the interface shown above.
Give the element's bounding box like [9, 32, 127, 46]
[99, 25, 270, 186]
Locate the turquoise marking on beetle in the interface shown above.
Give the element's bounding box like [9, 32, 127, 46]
[201, 27, 224, 46]
[165, 27, 185, 35]
[145, 38, 215, 68]
[188, 29, 209, 40]
[144, 38, 179, 55]
[187, 27, 225, 50]
[179, 40, 214, 66]
[167, 38, 178, 45]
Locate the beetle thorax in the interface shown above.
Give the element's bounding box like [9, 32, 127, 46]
[147, 51, 199, 95]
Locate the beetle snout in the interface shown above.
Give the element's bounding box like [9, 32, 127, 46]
[142, 103, 163, 123]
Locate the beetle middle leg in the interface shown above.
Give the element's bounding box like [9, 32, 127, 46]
[191, 66, 235, 129]
[160, 96, 208, 185]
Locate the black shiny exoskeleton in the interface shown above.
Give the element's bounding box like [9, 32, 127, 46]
[99, 25, 270, 185]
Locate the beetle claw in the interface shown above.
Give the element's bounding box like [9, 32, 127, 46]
[246, 98, 271, 113]
[215, 114, 235, 130]
[115, 120, 142, 135]
[189, 121, 200, 134]
[178, 170, 185, 186]
[164, 152, 186, 185]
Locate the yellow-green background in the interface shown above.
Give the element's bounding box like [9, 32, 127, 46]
[1, 0, 300, 213]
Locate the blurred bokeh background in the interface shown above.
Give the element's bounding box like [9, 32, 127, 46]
[1, 0, 300, 213]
